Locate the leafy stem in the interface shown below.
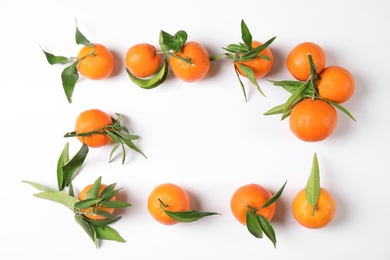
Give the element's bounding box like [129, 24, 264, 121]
[64, 113, 146, 164]
[158, 29, 193, 65]
[245, 181, 287, 248]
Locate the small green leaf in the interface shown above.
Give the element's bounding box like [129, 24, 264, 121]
[258, 214, 277, 248]
[126, 58, 168, 89]
[173, 30, 188, 50]
[75, 198, 102, 210]
[86, 176, 102, 199]
[83, 215, 121, 227]
[33, 190, 79, 210]
[75, 214, 98, 247]
[95, 225, 126, 243]
[163, 209, 220, 223]
[325, 99, 357, 122]
[240, 20, 252, 50]
[159, 30, 185, 52]
[283, 83, 308, 113]
[122, 138, 147, 159]
[263, 103, 286, 116]
[262, 181, 287, 209]
[62, 143, 88, 187]
[246, 210, 263, 238]
[241, 36, 276, 61]
[75, 20, 93, 47]
[41, 48, 74, 65]
[61, 62, 79, 103]
[109, 144, 120, 163]
[99, 183, 117, 201]
[269, 80, 306, 94]
[235, 66, 248, 102]
[237, 64, 265, 97]
[57, 142, 70, 191]
[22, 180, 54, 192]
[306, 153, 320, 208]
[101, 200, 132, 209]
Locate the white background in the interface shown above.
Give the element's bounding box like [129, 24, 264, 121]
[1, 0, 389, 259]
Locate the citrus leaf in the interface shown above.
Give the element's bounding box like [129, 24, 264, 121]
[95, 225, 126, 243]
[283, 83, 308, 112]
[269, 80, 306, 94]
[163, 209, 220, 223]
[122, 138, 147, 159]
[262, 181, 287, 208]
[237, 64, 265, 97]
[258, 214, 277, 248]
[306, 153, 320, 208]
[246, 210, 263, 238]
[234, 67, 248, 102]
[57, 142, 69, 191]
[159, 30, 184, 52]
[22, 180, 54, 192]
[86, 176, 102, 199]
[223, 44, 248, 54]
[173, 30, 188, 50]
[33, 190, 79, 210]
[83, 215, 121, 227]
[325, 99, 356, 122]
[109, 144, 120, 163]
[74, 198, 102, 210]
[41, 48, 74, 65]
[240, 19, 252, 50]
[62, 143, 88, 187]
[241, 36, 276, 60]
[263, 103, 286, 116]
[101, 200, 132, 209]
[126, 58, 168, 89]
[75, 214, 98, 247]
[61, 62, 79, 103]
[75, 20, 93, 47]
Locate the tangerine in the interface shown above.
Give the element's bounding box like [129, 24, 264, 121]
[289, 98, 337, 142]
[147, 183, 190, 225]
[76, 43, 114, 80]
[125, 43, 161, 78]
[230, 184, 276, 225]
[74, 109, 113, 148]
[235, 40, 274, 79]
[78, 183, 117, 221]
[292, 187, 336, 229]
[286, 42, 326, 81]
[317, 66, 355, 104]
[170, 41, 210, 82]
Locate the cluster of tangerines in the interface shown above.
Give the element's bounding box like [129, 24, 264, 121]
[25, 19, 351, 248]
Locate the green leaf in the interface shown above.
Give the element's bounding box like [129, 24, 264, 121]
[109, 144, 120, 163]
[86, 176, 102, 199]
[126, 58, 168, 89]
[83, 215, 121, 227]
[33, 190, 79, 210]
[122, 138, 147, 159]
[75, 214, 98, 247]
[282, 83, 308, 113]
[173, 30, 188, 51]
[61, 62, 79, 103]
[263, 103, 286, 116]
[62, 143, 88, 187]
[269, 80, 306, 94]
[240, 19, 252, 50]
[306, 153, 320, 208]
[57, 142, 70, 190]
[234, 67, 248, 102]
[22, 180, 55, 192]
[99, 183, 117, 201]
[223, 44, 248, 54]
[75, 198, 102, 210]
[237, 64, 265, 97]
[325, 99, 357, 122]
[258, 214, 277, 248]
[75, 20, 93, 47]
[41, 48, 74, 65]
[159, 30, 186, 53]
[262, 181, 287, 208]
[246, 210, 263, 238]
[241, 36, 276, 61]
[101, 200, 132, 209]
[163, 209, 220, 223]
[95, 225, 126, 243]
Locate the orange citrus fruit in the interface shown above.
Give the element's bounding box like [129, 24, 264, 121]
[230, 184, 276, 225]
[289, 98, 337, 142]
[76, 43, 114, 80]
[74, 109, 113, 148]
[170, 41, 210, 82]
[78, 183, 117, 221]
[147, 183, 190, 225]
[317, 65, 355, 104]
[292, 187, 336, 229]
[286, 42, 326, 81]
[235, 40, 274, 79]
[125, 43, 161, 78]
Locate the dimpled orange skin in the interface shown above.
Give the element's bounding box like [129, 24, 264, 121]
[286, 42, 326, 81]
[289, 98, 337, 142]
[230, 184, 276, 226]
[74, 109, 113, 148]
[76, 43, 114, 80]
[78, 184, 117, 221]
[125, 43, 161, 78]
[292, 187, 336, 229]
[147, 183, 191, 225]
[317, 66, 355, 104]
[169, 41, 211, 83]
[235, 40, 274, 79]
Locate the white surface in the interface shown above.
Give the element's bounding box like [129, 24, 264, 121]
[1, 0, 389, 259]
